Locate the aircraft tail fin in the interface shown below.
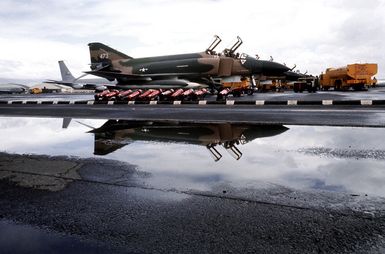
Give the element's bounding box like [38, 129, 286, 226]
[62, 117, 72, 129]
[88, 42, 132, 70]
[59, 60, 75, 82]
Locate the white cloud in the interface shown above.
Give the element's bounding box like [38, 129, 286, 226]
[0, 0, 384, 79]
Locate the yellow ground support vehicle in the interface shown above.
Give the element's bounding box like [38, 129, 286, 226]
[255, 80, 278, 92]
[29, 87, 42, 94]
[319, 63, 378, 91]
[221, 77, 254, 96]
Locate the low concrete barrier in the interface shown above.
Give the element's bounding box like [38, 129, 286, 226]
[2, 99, 385, 106]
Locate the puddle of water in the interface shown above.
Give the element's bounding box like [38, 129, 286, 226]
[1, 117, 385, 197]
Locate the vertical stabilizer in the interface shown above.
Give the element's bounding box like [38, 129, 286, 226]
[88, 42, 132, 70]
[59, 61, 75, 82]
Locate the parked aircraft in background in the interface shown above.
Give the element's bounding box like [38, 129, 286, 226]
[0, 83, 29, 94]
[45, 61, 116, 91]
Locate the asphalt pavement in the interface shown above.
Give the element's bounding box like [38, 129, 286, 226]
[1, 103, 385, 127]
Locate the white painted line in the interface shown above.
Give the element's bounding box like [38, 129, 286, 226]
[198, 100, 207, 105]
[226, 100, 235, 105]
[37, 101, 42, 104]
[173, 101, 182, 105]
[361, 100, 373, 105]
[87, 101, 94, 105]
[107, 101, 114, 105]
[255, 100, 265, 105]
[7, 101, 12, 104]
[53, 101, 58, 105]
[322, 100, 333, 105]
[287, 100, 297, 106]
[149, 101, 157, 105]
[128, 101, 135, 105]
[69, 100, 75, 105]
[22, 100, 27, 104]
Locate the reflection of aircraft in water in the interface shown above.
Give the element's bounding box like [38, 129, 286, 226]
[89, 120, 289, 161]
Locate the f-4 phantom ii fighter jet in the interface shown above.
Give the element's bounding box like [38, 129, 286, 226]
[86, 36, 290, 90]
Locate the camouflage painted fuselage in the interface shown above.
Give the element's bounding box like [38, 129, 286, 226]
[87, 42, 290, 87]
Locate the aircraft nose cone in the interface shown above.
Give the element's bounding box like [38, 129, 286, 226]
[243, 57, 290, 76]
[262, 61, 290, 75]
[284, 70, 303, 81]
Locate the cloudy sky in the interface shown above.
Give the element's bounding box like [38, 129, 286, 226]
[0, 0, 384, 81]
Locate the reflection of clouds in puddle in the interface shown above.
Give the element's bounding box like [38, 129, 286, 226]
[108, 127, 385, 197]
[281, 126, 385, 150]
[0, 117, 104, 156]
[265, 126, 385, 151]
[313, 161, 385, 196]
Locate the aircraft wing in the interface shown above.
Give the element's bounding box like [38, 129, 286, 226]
[84, 71, 210, 89]
[44, 78, 206, 90]
[85, 70, 203, 79]
[44, 80, 74, 85]
[44, 79, 116, 91]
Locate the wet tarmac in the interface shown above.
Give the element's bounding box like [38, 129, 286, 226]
[1, 117, 385, 253]
[2, 103, 385, 128]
